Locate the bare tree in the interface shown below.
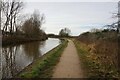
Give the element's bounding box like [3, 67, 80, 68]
[1, 0, 23, 35]
[59, 27, 71, 37]
[104, 1, 120, 33]
[22, 10, 45, 38]
[32, 10, 45, 29]
[108, 1, 120, 33]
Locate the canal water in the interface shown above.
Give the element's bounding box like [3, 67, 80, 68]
[0, 38, 60, 78]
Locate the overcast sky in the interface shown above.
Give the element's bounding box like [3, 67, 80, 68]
[21, 0, 118, 36]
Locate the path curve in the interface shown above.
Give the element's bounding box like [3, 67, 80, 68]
[52, 40, 83, 78]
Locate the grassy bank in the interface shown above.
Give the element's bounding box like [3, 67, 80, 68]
[73, 39, 119, 79]
[17, 39, 68, 78]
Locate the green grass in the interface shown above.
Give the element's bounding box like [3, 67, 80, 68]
[73, 39, 119, 79]
[18, 39, 68, 78]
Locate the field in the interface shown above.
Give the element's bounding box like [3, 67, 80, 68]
[74, 31, 120, 78]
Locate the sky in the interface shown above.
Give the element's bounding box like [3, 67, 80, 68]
[21, 0, 118, 36]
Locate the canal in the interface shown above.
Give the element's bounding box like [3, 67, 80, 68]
[0, 38, 60, 78]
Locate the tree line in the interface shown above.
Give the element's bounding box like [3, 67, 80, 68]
[0, 0, 47, 40]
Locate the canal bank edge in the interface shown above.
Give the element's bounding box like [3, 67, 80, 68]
[16, 38, 68, 78]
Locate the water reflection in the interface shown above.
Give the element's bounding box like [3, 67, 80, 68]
[1, 38, 60, 78]
[2, 46, 19, 78]
[0, 47, 2, 80]
[22, 41, 43, 60]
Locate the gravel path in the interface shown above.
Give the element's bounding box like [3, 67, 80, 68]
[52, 40, 84, 78]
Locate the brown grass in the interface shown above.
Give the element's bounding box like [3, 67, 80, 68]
[77, 31, 120, 78]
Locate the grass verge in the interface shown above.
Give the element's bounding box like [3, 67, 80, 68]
[17, 39, 68, 78]
[73, 39, 119, 79]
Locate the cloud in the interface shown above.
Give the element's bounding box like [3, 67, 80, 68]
[23, 2, 117, 36]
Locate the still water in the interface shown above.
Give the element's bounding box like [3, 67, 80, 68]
[1, 38, 60, 78]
